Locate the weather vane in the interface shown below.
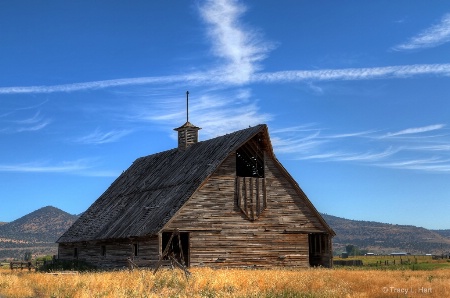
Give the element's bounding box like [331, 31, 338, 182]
[186, 91, 189, 123]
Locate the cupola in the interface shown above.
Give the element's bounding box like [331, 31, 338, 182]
[174, 91, 201, 150]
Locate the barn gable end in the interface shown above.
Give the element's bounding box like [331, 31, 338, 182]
[162, 133, 333, 268]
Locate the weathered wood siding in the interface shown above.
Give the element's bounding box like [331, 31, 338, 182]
[58, 236, 159, 269]
[164, 153, 331, 268]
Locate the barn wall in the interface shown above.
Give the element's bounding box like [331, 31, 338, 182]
[164, 152, 332, 268]
[58, 236, 159, 269]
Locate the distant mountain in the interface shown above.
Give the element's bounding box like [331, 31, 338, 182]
[433, 230, 450, 239]
[322, 213, 450, 255]
[0, 206, 78, 260]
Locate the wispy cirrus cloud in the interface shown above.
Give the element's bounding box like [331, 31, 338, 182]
[127, 88, 272, 138]
[0, 159, 90, 173]
[271, 123, 450, 173]
[0, 159, 119, 177]
[379, 157, 450, 173]
[72, 128, 133, 145]
[253, 63, 450, 83]
[15, 112, 51, 132]
[393, 13, 450, 51]
[1, 63, 449, 96]
[1, 111, 51, 133]
[199, 0, 274, 84]
[411, 144, 450, 152]
[0, 74, 208, 95]
[384, 124, 446, 137]
[302, 147, 399, 162]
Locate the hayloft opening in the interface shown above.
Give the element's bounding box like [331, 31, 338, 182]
[236, 134, 265, 178]
[162, 232, 190, 267]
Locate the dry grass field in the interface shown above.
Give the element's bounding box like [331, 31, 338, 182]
[337, 255, 450, 270]
[1, 266, 450, 298]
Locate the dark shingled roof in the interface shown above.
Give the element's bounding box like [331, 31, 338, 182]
[57, 124, 268, 243]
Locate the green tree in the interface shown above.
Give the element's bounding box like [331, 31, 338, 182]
[24, 251, 32, 261]
[345, 245, 355, 255]
[345, 245, 361, 256]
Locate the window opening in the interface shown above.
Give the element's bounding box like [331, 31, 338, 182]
[73, 247, 78, 258]
[101, 245, 106, 257]
[133, 243, 139, 257]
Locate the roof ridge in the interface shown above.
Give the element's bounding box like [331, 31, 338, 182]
[136, 124, 266, 161]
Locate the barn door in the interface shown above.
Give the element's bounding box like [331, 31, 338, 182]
[308, 233, 330, 267]
[161, 231, 190, 267]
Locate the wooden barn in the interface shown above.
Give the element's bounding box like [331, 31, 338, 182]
[57, 121, 335, 269]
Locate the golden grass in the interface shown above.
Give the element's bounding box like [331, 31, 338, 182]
[1, 267, 449, 297]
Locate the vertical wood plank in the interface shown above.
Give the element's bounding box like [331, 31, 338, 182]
[256, 177, 260, 217]
[236, 177, 241, 209]
[249, 177, 254, 220]
[263, 178, 267, 210]
[243, 177, 247, 217]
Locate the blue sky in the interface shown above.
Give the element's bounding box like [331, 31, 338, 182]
[1, 0, 449, 229]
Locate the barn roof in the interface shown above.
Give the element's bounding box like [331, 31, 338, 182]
[57, 124, 270, 243]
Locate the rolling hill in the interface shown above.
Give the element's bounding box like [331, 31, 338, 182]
[321, 213, 450, 255]
[433, 229, 450, 238]
[0, 206, 78, 260]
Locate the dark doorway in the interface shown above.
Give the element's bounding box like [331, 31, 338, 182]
[309, 233, 329, 267]
[162, 231, 190, 267]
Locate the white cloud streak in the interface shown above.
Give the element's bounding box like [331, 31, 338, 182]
[15, 119, 51, 132]
[379, 158, 450, 173]
[294, 147, 398, 162]
[271, 123, 450, 173]
[0, 160, 90, 173]
[72, 128, 133, 145]
[1, 111, 51, 133]
[271, 131, 327, 154]
[199, 0, 274, 84]
[253, 64, 450, 83]
[16, 113, 52, 132]
[0, 74, 208, 95]
[129, 89, 272, 138]
[0, 159, 119, 177]
[393, 13, 450, 51]
[1, 63, 449, 96]
[384, 124, 446, 137]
